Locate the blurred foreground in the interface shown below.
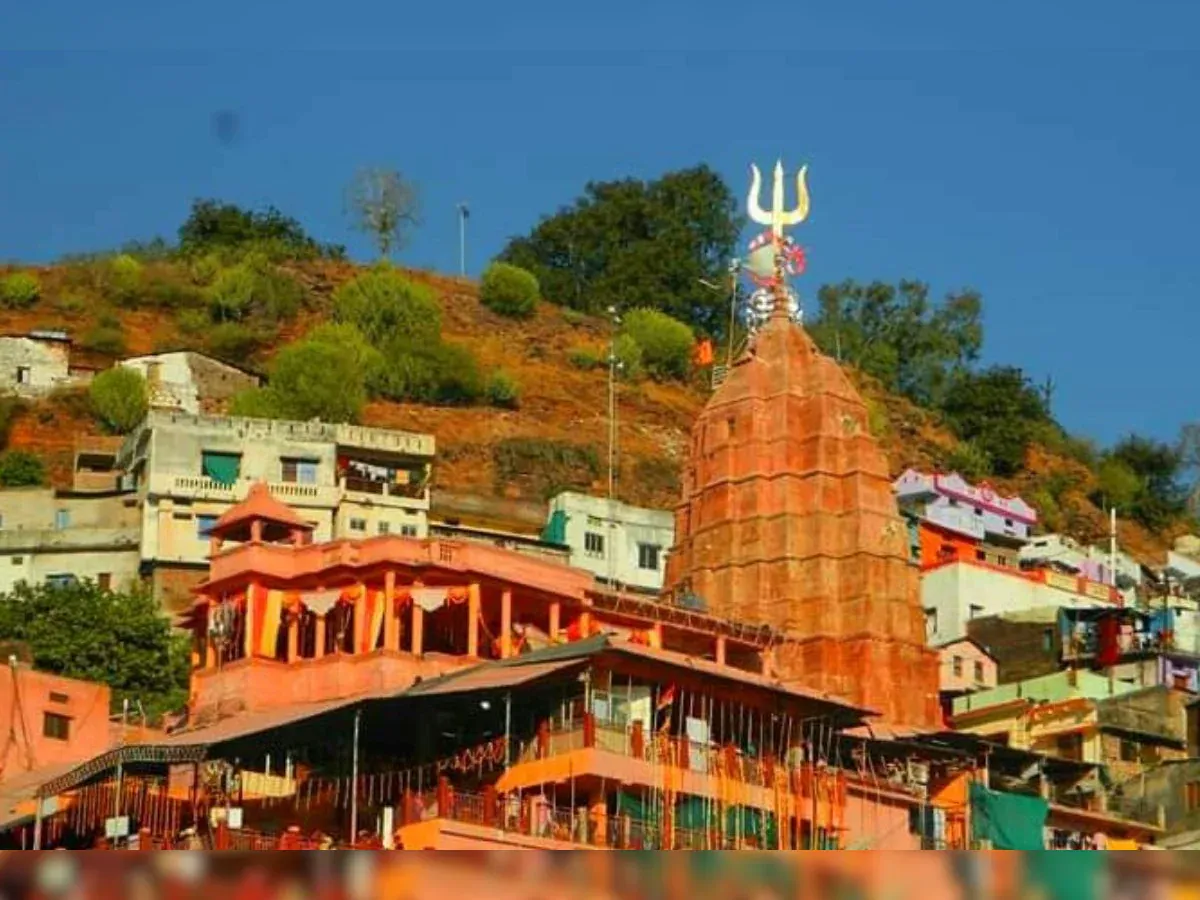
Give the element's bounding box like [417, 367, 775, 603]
[0, 852, 1197, 900]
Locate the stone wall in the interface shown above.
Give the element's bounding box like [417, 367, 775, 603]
[0, 336, 71, 395]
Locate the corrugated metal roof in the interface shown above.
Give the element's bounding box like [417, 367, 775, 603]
[404, 658, 587, 697]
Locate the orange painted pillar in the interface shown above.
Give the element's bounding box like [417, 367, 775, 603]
[580, 611, 593, 637]
[500, 588, 512, 659]
[353, 588, 366, 655]
[549, 602, 561, 642]
[314, 615, 326, 660]
[650, 623, 663, 649]
[589, 790, 607, 847]
[468, 582, 481, 658]
[384, 571, 399, 651]
[715, 636, 726, 666]
[412, 604, 424, 658]
[243, 585, 257, 659]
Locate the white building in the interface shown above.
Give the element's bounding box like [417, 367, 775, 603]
[0, 331, 86, 396]
[0, 487, 142, 595]
[112, 411, 435, 611]
[543, 492, 674, 592]
[119, 351, 260, 416]
[922, 560, 1120, 646]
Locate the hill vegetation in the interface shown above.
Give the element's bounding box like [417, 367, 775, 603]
[0, 170, 1195, 565]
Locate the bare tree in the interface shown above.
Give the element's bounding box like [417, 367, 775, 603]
[346, 167, 421, 259]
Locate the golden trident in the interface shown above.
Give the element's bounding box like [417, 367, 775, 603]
[747, 160, 810, 241]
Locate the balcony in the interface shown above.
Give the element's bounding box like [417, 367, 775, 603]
[341, 476, 429, 509]
[147, 473, 341, 507]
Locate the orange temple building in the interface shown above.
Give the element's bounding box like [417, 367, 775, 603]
[664, 305, 940, 729]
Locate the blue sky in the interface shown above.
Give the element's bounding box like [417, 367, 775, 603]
[2, 1, 1197, 448]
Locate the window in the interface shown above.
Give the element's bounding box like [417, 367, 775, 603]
[281, 457, 319, 485]
[637, 543, 661, 570]
[727, 416, 737, 437]
[974, 507, 983, 516]
[54, 509, 70, 530]
[1056, 733, 1083, 761]
[1119, 740, 1138, 763]
[974, 661, 984, 683]
[97, 573, 111, 591]
[924, 608, 938, 639]
[584, 531, 605, 557]
[46, 574, 75, 589]
[349, 518, 367, 532]
[952, 656, 963, 676]
[11, 556, 22, 565]
[378, 521, 390, 535]
[400, 525, 418, 537]
[200, 450, 241, 486]
[969, 604, 984, 620]
[48, 692, 69, 705]
[15, 366, 30, 385]
[196, 515, 218, 538]
[1004, 518, 1014, 528]
[43, 712, 70, 741]
[975, 549, 986, 561]
[1043, 629, 1054, 652]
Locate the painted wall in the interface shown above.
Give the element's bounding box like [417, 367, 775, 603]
[953, 670, 1137, 716]
[547, 492, 673, 591]
[894, 469, 1036, 541]
[922, 561, 1117, 646]
[0, 666, 112, 781]
[0, 336, 71, 395]
[937, 640, 998, 695]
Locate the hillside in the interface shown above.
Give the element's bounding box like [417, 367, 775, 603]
[0, 258, 1179, 564]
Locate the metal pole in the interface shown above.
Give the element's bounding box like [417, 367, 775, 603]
[457, 203, 468, 277]
[504, 692, 513, 766]
[32, 796, 43, 850]
[1110, 506, 1118, 589]
[727, 259, 740, 366]
[350, 708, 362, 842]
[113, 696, 129, 844]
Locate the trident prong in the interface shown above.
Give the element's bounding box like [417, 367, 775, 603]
[748, 160, 810, 240]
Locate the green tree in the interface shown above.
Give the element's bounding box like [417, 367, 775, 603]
[622, 308, 694, 380]
[500, 165, 742, 335]
[266, 336, 369, 423]
[345, 167, 421, 259]
[0, 451, 46, 487]
[374, 339, 484, 406]
[0, 272, 41, 309]
[806, 280, 982, 406]
[332, 266, 441, 347]
[1093, 456, 1142, 512]
[0, 581, 189, 720]
[107, 253, 144, 302]
[178, 199, 344, 260]
[1103, 435, 1187, 530]
[89, 366, 149, 434]
[480, 262, 539, 319]
[485, 370, 521, 409]
[939, 366, 1048, 476]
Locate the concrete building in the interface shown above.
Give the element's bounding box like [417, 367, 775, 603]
[894, 469, 1037, 543]
[115, 411, 435, 612]
[0, 664, 113, 781]
[1020, 533, 1142, 603]
[0, 331, 87, 397]
[543, 492, 673, 592]
[935, 638, 997, 722]
[0, 488, 141, 594]
[428, 521, 569, 566]
[921, 559, 1120, 647]
[119, 351, 261, 416]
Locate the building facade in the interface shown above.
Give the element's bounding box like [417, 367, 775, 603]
[894, 469, 1037, 542]
[544, 492, 673, 592]
[0, 332, 83, 397]
[0, 488, 141, 594]
[0, 664, 113, 780]
[119, 351, 261, 416]
[114, 411, 435, 612]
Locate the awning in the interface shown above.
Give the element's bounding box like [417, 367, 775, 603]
[404, 658, 587, 698]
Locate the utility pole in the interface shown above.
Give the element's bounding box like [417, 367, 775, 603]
[350, 708, 362, 843]
[726, 258, 741, 366]
[607, 306, 621, 591]
[456, 203, 469, 277]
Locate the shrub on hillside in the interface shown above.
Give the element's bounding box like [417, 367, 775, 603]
[266, 337, 368, 423]
[0, 394, 25, 447]
[176, 308, 210, 336]
[622, 308, 693, 380]
[485, 370, 521, 409]
[0, 451, 45, 487]
[205, 262, 307, 323]
[374, 339, 484, 406]
[943, 440, 992, 481]
[205, 322, 271, 363]
[613, 333, 644, 381]
[306, 323, 383, 389]
[0, 272, 40, 309]
[107, 254, 144, 302]
[53, 294, 87, 315]
[89, 366, 149, 434]
[81, 314, 127, 356]
[332, 267, 441, 347]
[480, 262, 539, 319]
[229, 387, 283, 419]
[567, 345, 604, 371]
[207, 265, 257, 322]
[178, 199, 344, 261]
[492, 438, 601, 499]
[561, 308, 587, 327]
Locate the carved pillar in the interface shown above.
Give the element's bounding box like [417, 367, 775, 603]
[353, 588, 366, 655]
[243, 584, 258, 660]
[468, 582, 481, 658]
[500, 589, 513, 659]
[549, 602, 561, 642]
[716, 636, 727, 667]
[250, 520, 263, 543]
[314, 615, 326, 660]
[384, 571, 399, 652]
[651, 623, 663, 649]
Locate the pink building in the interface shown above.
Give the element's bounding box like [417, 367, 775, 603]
[935, 638, 998, 723]
[0, 664, 113, 780]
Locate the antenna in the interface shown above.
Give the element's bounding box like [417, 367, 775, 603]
[456, 202, 470, 277]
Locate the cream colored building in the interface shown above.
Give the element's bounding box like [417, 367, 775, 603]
[117, 411, 435, 612]
[0, 487, 142, 594]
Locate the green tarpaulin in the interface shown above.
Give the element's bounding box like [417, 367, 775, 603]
[202, 451, 241, 486]
[1024, 852, 1101, 900]
[541, 509, 567, 545]
[969, 783, 1048, 850]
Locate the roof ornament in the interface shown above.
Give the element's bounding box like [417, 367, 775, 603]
[743, 160, 810, 331]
